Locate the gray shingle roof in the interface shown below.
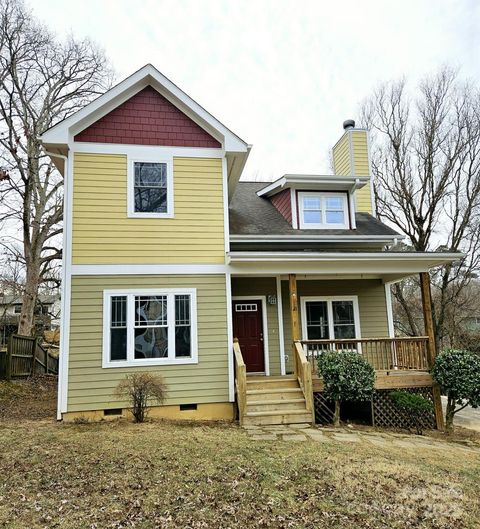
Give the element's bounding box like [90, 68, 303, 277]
[229, 182, 400, 238]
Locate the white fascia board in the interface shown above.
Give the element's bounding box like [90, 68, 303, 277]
[229, 234, 403, 242]
[41, 64, 248, 154]
[256, 174, 369, 197]
[228, 251, 463, 263]
[226, 252, 464, 277]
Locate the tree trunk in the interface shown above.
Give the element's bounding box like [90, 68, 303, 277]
[333, 400, 341, 427]
[18, 259, 40, 336]
[445, 395, 456, 432]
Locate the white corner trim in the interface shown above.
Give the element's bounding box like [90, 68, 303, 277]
[232, 295, 270, 376]
[71, 264, 228, 275]
[300, 295, 362, 341]
[127, 155, 174, 219]
[385, 283, 395, 338]
[291, 188, 298, 229]
[57, 146, 74, 419]
[276, 276, 286, 376]
[225, 272, 234, 402]
[348, 129, 355, 176]
[102, 288, 198, 368]
[222, 157, 230, 256]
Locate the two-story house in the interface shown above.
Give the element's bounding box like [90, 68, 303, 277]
[41, 65, 460, 428]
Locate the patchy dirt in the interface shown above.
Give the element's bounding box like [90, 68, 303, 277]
[0, 375, 57, 421]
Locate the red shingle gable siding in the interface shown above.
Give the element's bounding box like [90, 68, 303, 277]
[270, 188, 292, 224]
[74, 86, 221, 148]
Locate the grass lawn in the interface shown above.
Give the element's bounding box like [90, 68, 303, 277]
[1, 380, 479, 529]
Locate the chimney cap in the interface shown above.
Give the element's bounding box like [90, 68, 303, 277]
[343, 119, 355, 130]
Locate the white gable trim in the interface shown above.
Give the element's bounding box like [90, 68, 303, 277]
[41, 64, 248, 153]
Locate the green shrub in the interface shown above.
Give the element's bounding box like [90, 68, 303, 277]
[432, 349, 480, 432]
[115, 372, 167, 423]
[389, 391, 433, 434]
[317, 350, 375, 427]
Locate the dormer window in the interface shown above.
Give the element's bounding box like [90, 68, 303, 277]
[128, 157, 174, 218]
[298, 192, 348, 229]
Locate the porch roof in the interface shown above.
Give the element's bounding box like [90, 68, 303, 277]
[227, 250, 463, 282]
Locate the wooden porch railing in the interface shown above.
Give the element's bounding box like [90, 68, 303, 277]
[293, 341, 314, 423]
[300, 336, 431, 374]
[233, 338, 247, 425]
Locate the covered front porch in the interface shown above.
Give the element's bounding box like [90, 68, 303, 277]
[228, 252, 451, 428]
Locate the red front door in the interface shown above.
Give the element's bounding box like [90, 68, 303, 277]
[232, 299, 265, 373]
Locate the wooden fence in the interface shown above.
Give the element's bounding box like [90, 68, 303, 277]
[0, 334, 59, 380]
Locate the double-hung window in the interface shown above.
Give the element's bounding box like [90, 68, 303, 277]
[298, 192, 348, 229]
[103, 289, 197, 367]
[301, 296, 360, 341]
[128, 158, 173, 218]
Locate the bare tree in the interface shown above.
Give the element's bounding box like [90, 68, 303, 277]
[0, 0, 112, 335]
[361, 68, 480, 350]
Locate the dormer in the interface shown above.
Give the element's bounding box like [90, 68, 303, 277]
[256, 120, 374, 231]
[257, 174, 369, 230]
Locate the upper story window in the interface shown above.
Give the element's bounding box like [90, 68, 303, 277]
[298, 192, 349, 229]
[103, 288, 197, 368]
[128, 157, 173, 218]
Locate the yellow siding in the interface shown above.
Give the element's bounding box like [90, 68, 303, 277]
[72, 154, 225, 264]
[231, 277, 282, 376]
[351, 131, 373, 213]
[332, 133, 351, 176]
[332, 130, 373, 214]
[67, 274, 229, 413]
[281, 279, 389, 373]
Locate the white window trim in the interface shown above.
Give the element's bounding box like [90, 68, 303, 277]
[300, 295, 361, 341]
[298, 191, 349, 230]
[127, 156, 174, 218]
[102, 288, 197, 368]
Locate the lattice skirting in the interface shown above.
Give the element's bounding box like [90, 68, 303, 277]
[314, 387, 436, 430]
[313, 392, 335, 425]
[372, 387, 436, 430]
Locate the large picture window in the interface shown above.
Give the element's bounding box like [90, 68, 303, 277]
[298, 192, 348, 229]
[301, 296, 360, 341]
[103, 289, 197, 367]
[128, 158, 173, 218]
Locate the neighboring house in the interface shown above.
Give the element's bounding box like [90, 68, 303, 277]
[0, 293, 60, 346]
[41, 65, 460, 427]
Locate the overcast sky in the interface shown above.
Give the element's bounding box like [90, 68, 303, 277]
[32, 0, 480, 181]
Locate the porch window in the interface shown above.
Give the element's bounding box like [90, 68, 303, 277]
[302, 297, 360, 341]
[128, 158, 173, 218]
[103, 289, 197, 367]
[298, 192, 348, 229]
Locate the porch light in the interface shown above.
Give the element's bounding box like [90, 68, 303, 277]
[267, 294, 277, 305]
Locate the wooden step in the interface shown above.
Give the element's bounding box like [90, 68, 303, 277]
[246, 388, 304, 401]
[246, 378, 299, 390]
[243, 409, 312, 426]
[247, 398, 306, 413]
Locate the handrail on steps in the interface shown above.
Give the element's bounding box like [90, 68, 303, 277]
[294, 341, 315, 424]
[233, 339, 247, 426]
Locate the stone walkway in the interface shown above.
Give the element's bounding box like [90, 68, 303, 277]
[244, 423, 479, 453]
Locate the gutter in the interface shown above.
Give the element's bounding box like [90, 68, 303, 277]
[230, 234, 404, 243]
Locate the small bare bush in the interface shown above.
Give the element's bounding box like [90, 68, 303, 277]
[115, 373, 167, 423]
